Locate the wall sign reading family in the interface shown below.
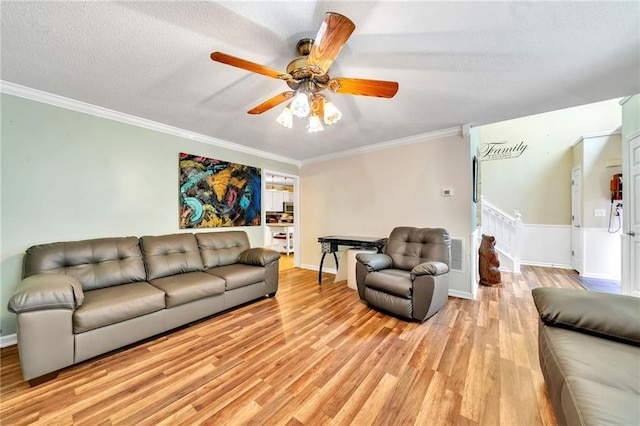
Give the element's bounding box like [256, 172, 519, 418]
[480, 141, 528, 161]
[179, 153, 261, 228]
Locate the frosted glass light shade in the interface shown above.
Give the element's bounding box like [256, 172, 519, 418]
[276, 106, 293, 128]
[307, 115, 324, 133]
[290, 92, 310, 118]
[323, 101, 342, 125]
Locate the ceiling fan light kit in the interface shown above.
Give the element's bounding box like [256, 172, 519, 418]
[211, 12, 398, 133]
[307, 114, 324, 133]
[276, 106, 293, 129]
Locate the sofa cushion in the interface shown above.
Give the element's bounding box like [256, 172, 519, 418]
[24, 237, 146, 291]
[195, 231, 251, 268]
[205, 264, 266, 290]
[140, 233, 204, 280]
[364, 269, 412, 298]
[73, 282, 165, 333]
[563, 377, 640, 426]
[148, 271, 225, 308]
[532, 287, 640, 346]
[539, 325, 640, 426]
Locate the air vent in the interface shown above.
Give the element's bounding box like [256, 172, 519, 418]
[450, 238, 463, 272]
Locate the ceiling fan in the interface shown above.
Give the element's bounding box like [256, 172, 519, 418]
[210, 12, 399, 132]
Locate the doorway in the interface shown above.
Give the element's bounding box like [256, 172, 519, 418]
[622, 132, 640, 295]
[571, 166, 583, 274]
[263, 170, 299, 267]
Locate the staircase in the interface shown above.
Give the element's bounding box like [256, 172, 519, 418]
[481, 198, 523, 273]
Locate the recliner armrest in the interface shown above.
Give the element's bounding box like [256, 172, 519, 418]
[8, 274, 84, 314]
[238, 247, 281, 266]
[356, 253, 393, 272]
[410, 261, 449, 279]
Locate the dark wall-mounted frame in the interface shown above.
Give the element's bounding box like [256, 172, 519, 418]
[472, 155, 479, 203]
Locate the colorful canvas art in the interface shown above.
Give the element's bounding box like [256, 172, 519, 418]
[179, 153, 261, 228]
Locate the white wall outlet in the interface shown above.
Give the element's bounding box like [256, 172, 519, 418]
[594, 209, 606, 217]
[442, 188, 454, 197]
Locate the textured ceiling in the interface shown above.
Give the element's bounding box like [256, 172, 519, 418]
[1, 1, 639, 163]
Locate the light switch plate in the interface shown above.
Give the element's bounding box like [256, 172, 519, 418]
[594, 209, 606, 217]
[442, 188, 453, 197]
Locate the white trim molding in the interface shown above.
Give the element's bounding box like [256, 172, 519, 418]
[0, 80, 300, 167]
[1, 334, 17, 348]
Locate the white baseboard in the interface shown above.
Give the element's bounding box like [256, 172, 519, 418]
[299, 263, 337, 274]
[1, 334, 17, 348]
[448, 289, 474, 300]
[579, 272, 621, 280]
[521, 261, 573, 269]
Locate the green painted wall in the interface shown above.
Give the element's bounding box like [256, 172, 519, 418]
[0, 93, 297, 337]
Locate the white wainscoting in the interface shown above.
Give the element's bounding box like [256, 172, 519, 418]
[520, 224, 572, 269]
[519, 224, 622, 280]
[582, 228, 622, 280]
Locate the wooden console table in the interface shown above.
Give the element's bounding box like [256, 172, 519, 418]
[317, 235, 388, 283]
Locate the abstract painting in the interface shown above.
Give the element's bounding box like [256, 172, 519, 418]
[179, 153, 261, 228]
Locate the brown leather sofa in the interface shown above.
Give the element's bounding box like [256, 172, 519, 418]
[532, 287, 640, 426]
[355, 226, 450, 321]
[7, 231, 280, 384]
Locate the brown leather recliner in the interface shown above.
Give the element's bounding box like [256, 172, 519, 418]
[355, 227, 451, 321]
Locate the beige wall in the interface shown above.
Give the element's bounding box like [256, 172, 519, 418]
[480, 98, 622, 225]
[0, 93, 298, 336]
[299, 132, 474, 295]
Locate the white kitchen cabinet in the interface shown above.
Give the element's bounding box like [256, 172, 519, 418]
[265, 190, 292, 212]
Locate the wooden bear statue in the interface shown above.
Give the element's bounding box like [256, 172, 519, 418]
[478, 234, 502, 287]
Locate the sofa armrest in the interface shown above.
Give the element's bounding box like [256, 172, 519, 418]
[410, 261, 449, 280]
[238, 247, 281, 267]
[356, 253, 393, 272]
[8, 274, 84, 314]
[532, 287, 640, 346]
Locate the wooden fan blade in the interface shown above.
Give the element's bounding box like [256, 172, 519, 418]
[247, 92, 294, 114]
[307, 12, 355, 76]
[211, 52, 292, 81]
[330, 78, 399, 98]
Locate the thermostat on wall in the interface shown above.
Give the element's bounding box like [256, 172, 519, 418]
[442, 188, 454, 197]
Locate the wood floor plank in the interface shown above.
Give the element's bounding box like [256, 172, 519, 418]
[0, 265, 568, 425]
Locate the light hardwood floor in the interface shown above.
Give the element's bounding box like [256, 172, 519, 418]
[0, 266, 585, 425]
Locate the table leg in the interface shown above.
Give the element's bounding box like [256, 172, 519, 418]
[318, 253, 327, 283]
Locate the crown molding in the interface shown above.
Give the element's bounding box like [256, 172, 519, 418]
[619, 96, 633, 106]
[0, 80, 301, 167]
[301, 126, 463, 165]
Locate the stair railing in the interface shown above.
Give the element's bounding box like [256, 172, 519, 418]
[481, 198, 522, 273]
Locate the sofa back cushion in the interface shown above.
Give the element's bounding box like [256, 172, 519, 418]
[23, 237, 146, 291]
[385, 227, 451, 271]
[140, 233, 204, 280]
[196, 231, 250, 268]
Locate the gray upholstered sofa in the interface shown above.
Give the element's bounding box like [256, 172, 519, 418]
[355, 226, 450, 321]
[532, 287, 640, 426]
[7, 231, 280, 384]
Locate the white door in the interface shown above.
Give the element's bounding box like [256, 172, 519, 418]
[571, 167, 583, 274]
[622, 133, 640, 296]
